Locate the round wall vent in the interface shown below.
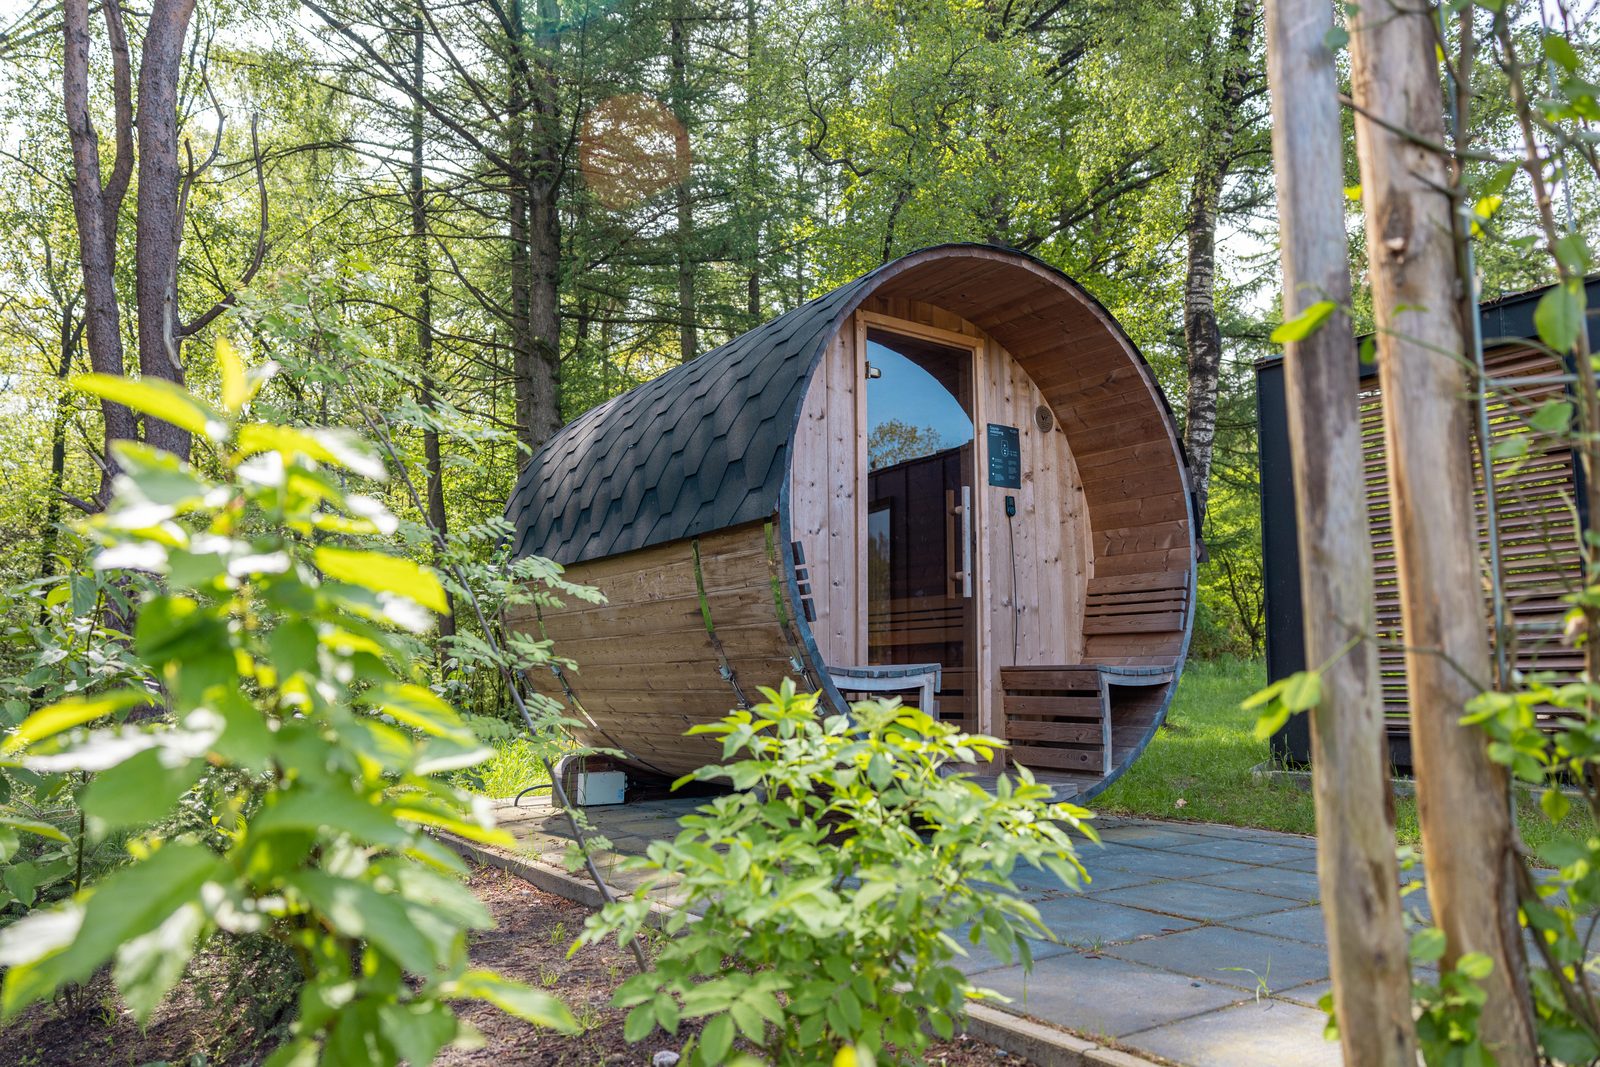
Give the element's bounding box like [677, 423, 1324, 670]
[1035, 405, 1055, 433]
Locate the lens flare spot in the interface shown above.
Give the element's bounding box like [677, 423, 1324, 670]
[578, 93, 690, 210]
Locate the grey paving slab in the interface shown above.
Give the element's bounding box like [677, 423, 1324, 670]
[1128, 997, 1342, 1067]
[1225, 906, 1328, 946]
[1077, 867, 1166, 895]
[1104, 818, 1317, 849]
[1086, 844, 1248, 878]
[1095, 881, 1298, 923]
[1276, 979, 1333, 1009]
[1191, 864, 1321, 902]
[1096, 824, 1223, 851]
[1161, 835, 1322, 867]
[1029, 895, 1202, 949]
[949, 925, 1077, 974]
[1103, 925, 1330, 991]
[974, 952, 1247, 1040]
[1270, 852, 1322, 873]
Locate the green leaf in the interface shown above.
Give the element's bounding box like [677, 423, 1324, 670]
[0, 815, 69, 844]
[114, 900, 205, 1022]
[1, 844, 221, 1018]
[1541, 787, 1571, 824]
[1545, 33, 1581, 73]
[1323, 25, 1348, 50]
[1535, 281, 1585, 354]
[625, 1002, 656, 1042]
[699, 1013, 735, 1063]
[1456, 951, 1494, 980]
[249, 787, 409, 849]
[72, 374, 227, 443]
[1271, 301, 1338, 344]
[80, 748, 203, 835]
[235, 424, 386, 480]
[216, 337, 249, 414]
[372, 684, 470, 740]
[1530, 399, 1574, 435]
[3, 689, 149, 754]
[314, 547, 449, 615]
[450, 970, 579, 1033]
[3, 863, 40, 908]
[1282, 670, 1321, 712]
[379, 1001, 458, 1065]
[288, 870, 437, 975]
[1410, 926, 1447, 964]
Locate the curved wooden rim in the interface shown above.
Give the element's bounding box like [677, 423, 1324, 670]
[777, 244, 1196, 790]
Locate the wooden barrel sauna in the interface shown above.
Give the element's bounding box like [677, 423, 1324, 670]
[505, 244, 1197, 799]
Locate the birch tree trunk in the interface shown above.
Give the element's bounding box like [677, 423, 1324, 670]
[1348, 0, 1536, 1059]
[671, 0, 697, 364]
[1264, 0, 1416, 1059]
[1180, 0, 1256, 534]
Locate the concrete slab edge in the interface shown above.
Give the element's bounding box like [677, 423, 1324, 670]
[440, 833, 1169, 1067]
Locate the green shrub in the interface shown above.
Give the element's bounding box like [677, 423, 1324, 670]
[578, 681, 1096, 1067]
[0, 346, 575, 1063]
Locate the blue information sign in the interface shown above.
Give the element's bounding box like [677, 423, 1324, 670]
[987, 423, 1021, 488]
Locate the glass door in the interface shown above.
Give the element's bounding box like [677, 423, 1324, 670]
[864, 326, 978, 729]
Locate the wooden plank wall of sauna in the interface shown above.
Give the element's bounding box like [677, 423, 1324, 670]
[1361, 344, 1583, 730]
[502, 520, 804, 777]
[788, 328, 861, 663]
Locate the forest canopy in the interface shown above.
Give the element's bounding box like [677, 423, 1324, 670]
[0, 0, 1595, 663]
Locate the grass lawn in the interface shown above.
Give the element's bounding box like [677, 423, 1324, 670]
[1093, 656, 1322, 836]
[1092, 656, 1589, 859]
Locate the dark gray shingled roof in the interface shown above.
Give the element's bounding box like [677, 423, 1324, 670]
[506, 264, 878, 564]
[506, 242, 1169, 567]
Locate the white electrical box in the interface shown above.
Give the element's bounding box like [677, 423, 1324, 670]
[577, 771, 626, 806]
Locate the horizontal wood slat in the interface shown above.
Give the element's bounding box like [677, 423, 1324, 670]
[1356, 344, 1583, 736]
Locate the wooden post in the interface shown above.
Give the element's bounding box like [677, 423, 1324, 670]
[1347, 0, 1537, 1060]
[1263, 0, 1416, 1060]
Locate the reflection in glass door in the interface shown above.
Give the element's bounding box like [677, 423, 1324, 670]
[864, 327, 977, 729]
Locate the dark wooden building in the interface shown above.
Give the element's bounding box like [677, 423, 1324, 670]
[505, 244, 1197, 798]
[1259, 278, 1600, 767]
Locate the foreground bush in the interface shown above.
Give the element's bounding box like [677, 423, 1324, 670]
[0, 348, 574, 1064]
[579, 682, 1095, 1066]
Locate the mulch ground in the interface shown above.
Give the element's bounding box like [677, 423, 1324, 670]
[4, 864, 1037, 1066]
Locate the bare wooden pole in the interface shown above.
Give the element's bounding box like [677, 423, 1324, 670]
[1347, 0, 1536, 1059]
[1264, 0, 1416, 1060]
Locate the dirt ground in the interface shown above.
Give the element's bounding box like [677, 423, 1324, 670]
[4, 864, 1037, 1066]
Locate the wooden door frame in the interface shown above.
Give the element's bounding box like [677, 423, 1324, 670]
[853, 310, 992, 739]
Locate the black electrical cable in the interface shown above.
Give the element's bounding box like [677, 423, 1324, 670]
[1008, 508, 1020, 662]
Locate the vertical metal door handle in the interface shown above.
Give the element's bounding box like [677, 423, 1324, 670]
[961, 485, 973, 599]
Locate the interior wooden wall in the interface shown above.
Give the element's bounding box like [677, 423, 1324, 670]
[787, 297, 1092, 687]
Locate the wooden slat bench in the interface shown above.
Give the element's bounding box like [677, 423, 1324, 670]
[1001, 570, 1187, 775]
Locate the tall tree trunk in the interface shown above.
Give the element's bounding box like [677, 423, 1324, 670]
[670, 0, 696, 364]
[1264, 0, 1416, 1058]
[507, 0, 563, 454]
[134, 0, 198, 462]
[412, 14, 455, 641]
[41, 310, 81, 583]
[1349, 1, 1537, 1060]
[744, 0, 759, 323]
[61, 0, 136, 503]
[1181, 0, 1256, 536]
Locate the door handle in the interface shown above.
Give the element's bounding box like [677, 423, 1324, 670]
[960, 485, 973, 599]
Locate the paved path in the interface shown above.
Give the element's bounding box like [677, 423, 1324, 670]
[489, 797, 1387, 1067]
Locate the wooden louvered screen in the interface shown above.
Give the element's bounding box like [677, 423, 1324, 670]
[1361, 345, 1585, 734]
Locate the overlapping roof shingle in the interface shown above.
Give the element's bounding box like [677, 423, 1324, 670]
[507, 268, 876, 564]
